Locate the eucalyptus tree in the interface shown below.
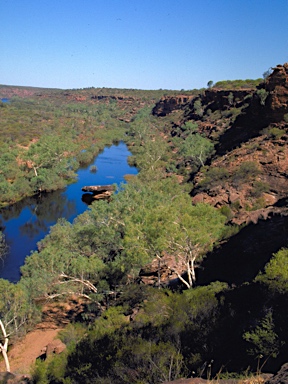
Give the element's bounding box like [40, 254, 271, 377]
[121, 178, 225, 288]
[179, 133, 214, 168]
[167, 199, 226, 288]
[20, 218, 106, 302]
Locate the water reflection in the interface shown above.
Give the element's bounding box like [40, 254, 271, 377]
[19, 191, 77, 239]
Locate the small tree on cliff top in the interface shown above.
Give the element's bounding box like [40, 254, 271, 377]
[207, 80, 214, 89]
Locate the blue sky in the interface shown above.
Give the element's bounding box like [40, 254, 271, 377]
[1, 0, 287, 90]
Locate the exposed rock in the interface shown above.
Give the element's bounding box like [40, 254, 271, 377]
[38, 339, 66, 361]
[46, 339, 66, 355]
[81, 185, 115, 192]
[265, 362, 288, 384]
[81, 185, 115, 200]
[192, 132, 287, 226]
[138, 253, 186, 287]
[216, 63, 288, 155]
[152, 95, 195, 116]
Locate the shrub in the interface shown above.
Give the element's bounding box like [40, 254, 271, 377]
[232, 161, 259, 185]
[252, 197, 267, 210]
[219, 205, 233, 220]
[231, 200, 241, 211]
[250, 181, 269, 198]
[256, 89, 269, 106]
[198, 167, 229, 191]
[194, 99, 203, 117]
[265, 127, 286, 139]
[228, 92, 234, 106]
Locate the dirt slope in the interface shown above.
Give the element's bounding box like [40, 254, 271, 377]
[0, 324, 62, 375]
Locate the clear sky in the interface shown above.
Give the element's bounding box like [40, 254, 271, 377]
[1, 0, 287, 90]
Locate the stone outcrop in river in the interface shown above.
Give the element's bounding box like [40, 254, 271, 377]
[81, 185, 115, 200]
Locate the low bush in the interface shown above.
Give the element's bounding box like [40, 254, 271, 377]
[250, 181, 270, 198]
[198, 167, 229, 191]
[232, 161, 259, 186]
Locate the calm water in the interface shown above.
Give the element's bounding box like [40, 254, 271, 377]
[0, 141, 138, 282]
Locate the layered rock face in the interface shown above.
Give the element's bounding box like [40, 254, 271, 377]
[152, 95, 195, 116]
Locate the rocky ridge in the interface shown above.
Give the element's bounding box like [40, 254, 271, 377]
[155, 63, 288, 227]
[140, 64, 287, 287]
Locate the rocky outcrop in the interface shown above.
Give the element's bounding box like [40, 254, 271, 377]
[265, 362, 288, 384]
[152, 95, 195, 116]
[216, 64, 288, 155]
[37, 339, 66, 361]
[81, 185, 115, 200]
[138, 253, 186, 287]
[91, 95, 137, 103]
[192, 133, 288, 225]
[187, 64, 288, 226]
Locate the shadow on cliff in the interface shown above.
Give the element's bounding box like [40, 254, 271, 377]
[196, 212, 288, 373]
[197, 213, 288, 287]
[215, 94, 276, 156]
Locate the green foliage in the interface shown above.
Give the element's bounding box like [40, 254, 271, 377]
[180, 121, 198, 134]
[20, 217, 107, 301]
[193, 99, 203, 117]
[232, 161, 260, 186]
[178, 133, 214, 168]
[207, 80, 214, 89]
[220, 223, 240, 239]
[246, 197, 266, 211]
[228, 92, 234, 106]
[256, 89, 269, 106]
[58, 323, 87, 348]
[214, 78, 262, 89]
[250, 181, 270, 198]
[61, 282, 228, 382]
[2, 83, 285, 379]
[198, 166, 229, 191]
[0, 279, 37, 340]
[30, 359, 49, 384]
[219, 205, 233, 221]
[114, 339, 185, 383]
[255, 248, 288, 293]
[23, 133, 78, 193]
[263, 126, 286, 140]
[243, 310, 280, 359]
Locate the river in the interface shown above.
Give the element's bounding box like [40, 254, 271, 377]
[0, 141, 138, 282]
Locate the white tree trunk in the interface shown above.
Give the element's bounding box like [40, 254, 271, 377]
[0, 319, 10, 372]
